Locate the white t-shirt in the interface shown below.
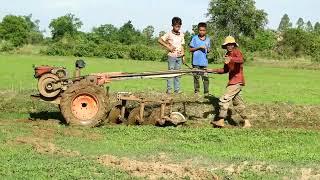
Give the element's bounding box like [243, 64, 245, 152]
[161, 31, 185, 57]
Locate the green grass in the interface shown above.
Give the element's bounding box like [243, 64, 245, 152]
[1, 120, 320, 179]
[0, 54, 319, 104]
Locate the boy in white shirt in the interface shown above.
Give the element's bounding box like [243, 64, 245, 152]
[158, 17, 185, 94]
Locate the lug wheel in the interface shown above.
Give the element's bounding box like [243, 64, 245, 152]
[60, 81, 108, 127]
[71, 94, 99, 121]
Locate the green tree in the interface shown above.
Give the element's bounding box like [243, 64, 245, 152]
[296, 18, 305, 29]
[118, 21, 141, 45]
[159, 31, 166, 37]
[240, 30, 276, 52]
[314, 22, 320, 33]
[306, 21, 313, 32]
[49, 13, 83, 40]
[92, 24, 118, 43]
[184, 31, 192, 46]
[278, 14, 292, 32]
[192, 24, 198, 35]
[207, 0, 268, 37]
[142, 25, 155, 45]
[0, 15, 29, 46]
[142, 25, 154, 40]
[23, 14, 44, 44]
[277, 28, 310, 57]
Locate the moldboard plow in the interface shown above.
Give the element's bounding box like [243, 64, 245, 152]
[32, 60, 209, 127]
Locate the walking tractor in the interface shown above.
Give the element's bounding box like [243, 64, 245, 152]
[32, 60, 208, 127]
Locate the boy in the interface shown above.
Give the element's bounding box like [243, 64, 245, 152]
[158, 17, 185, 94]
[189, 22, 211, 96]
[208, 36, 251, 128]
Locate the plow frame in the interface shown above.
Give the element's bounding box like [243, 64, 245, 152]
[115, 92, 174, 125]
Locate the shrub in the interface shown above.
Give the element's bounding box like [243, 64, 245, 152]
[311, 51, 320, 62]
[74, 42, 98, 57]
[94, 43, 130, 59]
[129, 45, 166, 61]
[45, 41, 75, 56]
[239, 30, 277, 52]
[208, 48, 224, 64]
[276, 28, 311, 57]
[242, 51, 254, 62]
[0, 41, 15, 52]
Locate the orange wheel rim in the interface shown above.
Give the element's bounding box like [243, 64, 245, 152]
[71, 94, 99, 121]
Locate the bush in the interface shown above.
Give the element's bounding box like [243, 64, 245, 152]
[129, 45, 166, 61]
[74, 42, 98, 57]
[0, 41, 15, 52]
[208, 48, 224, 64]
[311, 51, 320, 62]
[45, 41, 75, 56]
[242, 51, 254, 62]
[239, 30, 277, 52]
[276, 28, 311, 57]
[94, 43, 130, 59]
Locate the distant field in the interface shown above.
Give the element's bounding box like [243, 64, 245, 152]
[0, 54, 320, 104]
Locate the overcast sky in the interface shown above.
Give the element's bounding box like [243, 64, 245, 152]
[0, 0, 319, 36]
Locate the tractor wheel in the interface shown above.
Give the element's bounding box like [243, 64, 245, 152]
[108, 105, 122, 124]
[60, 81, 108, 127]
[38, 73, 60, 98]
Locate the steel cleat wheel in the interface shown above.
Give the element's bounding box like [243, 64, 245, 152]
[60, 81, 108, 127]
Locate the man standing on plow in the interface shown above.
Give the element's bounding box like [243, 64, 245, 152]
[208, 36, 251, 128]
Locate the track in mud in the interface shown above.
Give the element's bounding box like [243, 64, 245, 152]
[1, 91, 320, 129]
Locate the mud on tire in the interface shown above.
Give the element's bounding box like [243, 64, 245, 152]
[60, 81, 108, 127]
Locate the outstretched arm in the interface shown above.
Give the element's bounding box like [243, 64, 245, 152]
[207, 64, 229, 74]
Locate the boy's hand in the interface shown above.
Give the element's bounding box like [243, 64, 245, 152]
[168, 45, 176, 52]
[224, 56, 231, 64]
[199, 46, 206, 50]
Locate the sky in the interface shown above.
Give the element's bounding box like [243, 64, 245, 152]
[0, 0, 319, 36]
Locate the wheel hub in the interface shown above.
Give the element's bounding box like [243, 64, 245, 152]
[71, 94, 99, 121]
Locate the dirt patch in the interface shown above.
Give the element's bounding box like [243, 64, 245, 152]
[11, 136, 80, 156]
[12, 119, 103, 141]
[125, 93, 320, 130]
[63, 129, 103, 141]
[0, 120, 12, 126]
[16, 118, 61, 127]
[32, 127, 56, 140]
[98, 155, 218, 180]
[300, 168, 320, 180]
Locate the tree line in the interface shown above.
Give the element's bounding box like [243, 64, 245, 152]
[0, 0, 320, 62]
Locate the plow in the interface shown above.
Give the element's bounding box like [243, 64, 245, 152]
[32, 60, 209, 127]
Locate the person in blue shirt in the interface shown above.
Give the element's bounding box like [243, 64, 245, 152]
[189, 22, 211, 96]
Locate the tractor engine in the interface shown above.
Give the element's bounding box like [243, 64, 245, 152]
[34, 65, 68, 98]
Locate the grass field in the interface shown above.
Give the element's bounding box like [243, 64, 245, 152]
[0, 54, 320, 104]
[1, 54, 320, 179]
